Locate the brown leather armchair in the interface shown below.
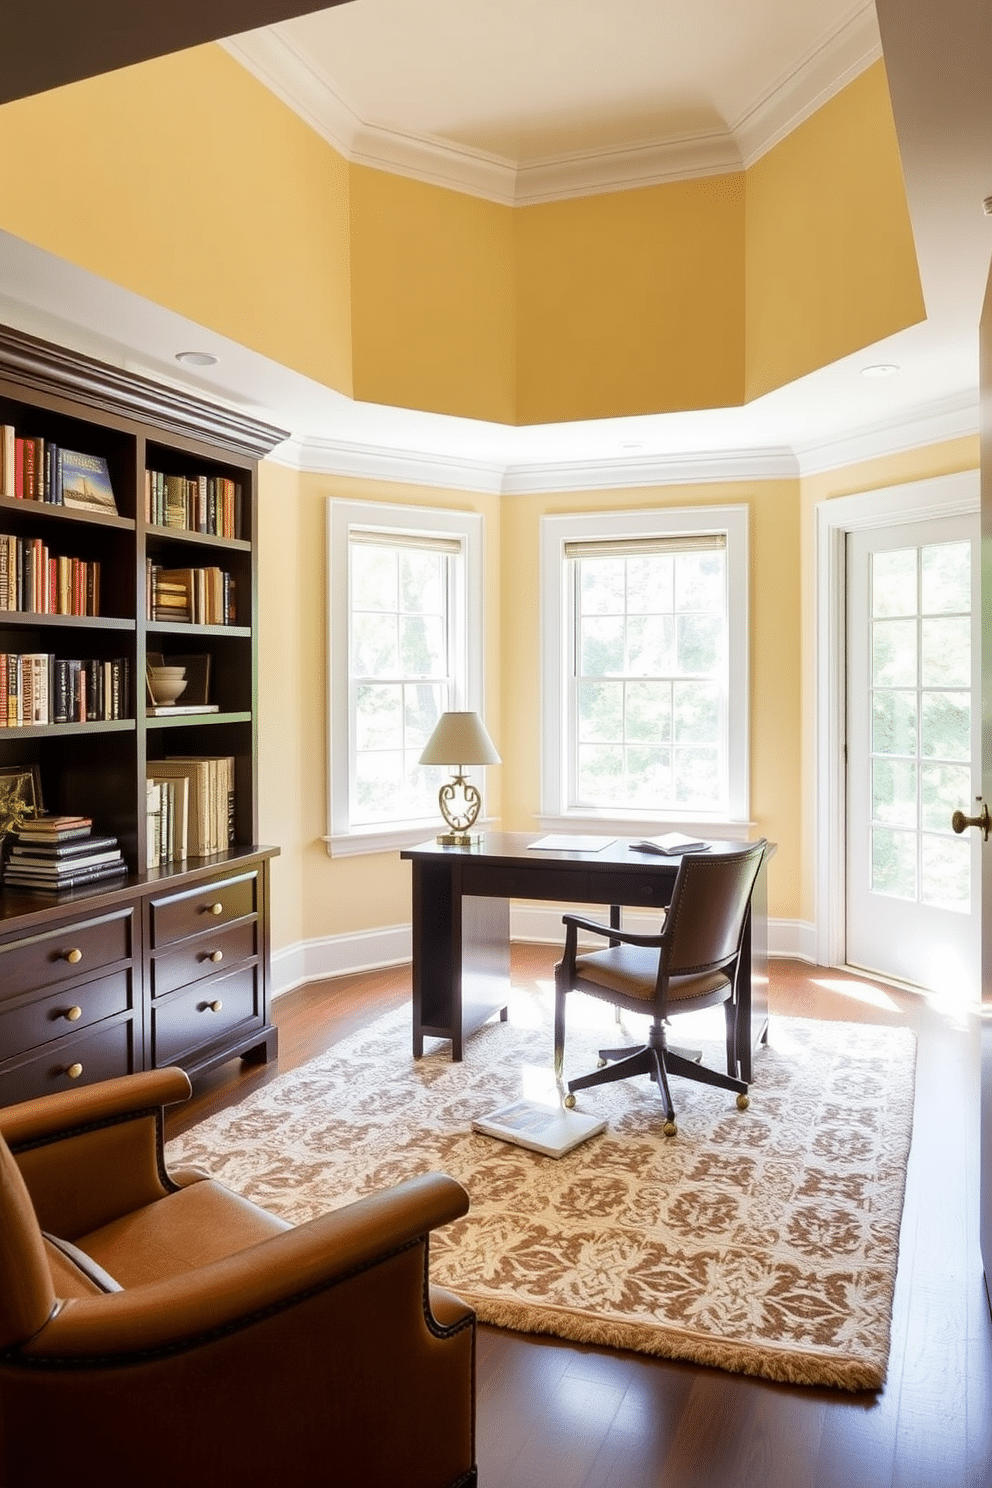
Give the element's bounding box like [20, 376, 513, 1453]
[0, 1068, 476, 1488]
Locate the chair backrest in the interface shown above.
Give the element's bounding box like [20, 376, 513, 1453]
[662, 841, 767, 980]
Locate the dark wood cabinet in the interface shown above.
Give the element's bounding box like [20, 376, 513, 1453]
[0, 325, 285, 1106]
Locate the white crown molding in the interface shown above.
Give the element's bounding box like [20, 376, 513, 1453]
[270, 386, 979, 495]
[794, 388, 979, 474]
[271, 433, 508, 493]
[222, 7, 879, 205]
[735, 4, 883, 167]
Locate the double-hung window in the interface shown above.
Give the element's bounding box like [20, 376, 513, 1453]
[327, 499, 484, 855]
[541, 505, 749, 827]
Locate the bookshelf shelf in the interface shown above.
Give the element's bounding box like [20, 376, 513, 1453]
[0, 322, 287, 1105]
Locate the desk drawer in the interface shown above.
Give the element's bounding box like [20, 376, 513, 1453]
[151, 920, 257, 999]
[151, 966, 260, 1066]
[0, 910, 133, 997]
[0, 1018, 136, 1106]
[460, 864, 590, 902]
[149, 872, 257, 948]
[583, 872, 673, 909]
[1, 970, 134, 1055]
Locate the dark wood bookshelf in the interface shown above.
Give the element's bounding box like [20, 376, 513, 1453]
[0, 322, 288, 1105]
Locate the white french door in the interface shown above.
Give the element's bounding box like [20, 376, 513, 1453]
[846, 514, 980, 997]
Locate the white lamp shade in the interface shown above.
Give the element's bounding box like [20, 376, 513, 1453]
[418, 711, 501, 767]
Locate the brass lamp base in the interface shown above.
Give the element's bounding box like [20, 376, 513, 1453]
[436, 830, 484, 847]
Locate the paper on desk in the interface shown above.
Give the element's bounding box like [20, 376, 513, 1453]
[528, 834, 616, 852]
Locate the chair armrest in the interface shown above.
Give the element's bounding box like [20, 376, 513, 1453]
[19, 1172, 470, 1361]
[1, 1069, 193, 1239]
[0, 1067, 192, 1149]
[561, 912, 667, 947]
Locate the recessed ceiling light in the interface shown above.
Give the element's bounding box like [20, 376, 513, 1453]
[620, 441, 645, 450]
[860, 363, 899, 378]
[175, 350, 218, 367]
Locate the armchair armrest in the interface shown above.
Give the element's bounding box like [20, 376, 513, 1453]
[1, 1068, 193, 1241]
[20, 1171, 470, 1360]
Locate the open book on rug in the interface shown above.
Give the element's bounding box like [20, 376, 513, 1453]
[472, 1099, 605, 1157]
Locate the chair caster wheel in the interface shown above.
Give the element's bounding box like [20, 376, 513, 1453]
[736, 1093, 750, 1111]
[564, 1093, 577, 1109]
[663, 1120, 678, 1137]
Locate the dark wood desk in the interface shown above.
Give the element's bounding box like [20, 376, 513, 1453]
[401, 832, 770, 1076]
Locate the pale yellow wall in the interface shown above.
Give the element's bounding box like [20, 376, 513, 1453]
[349, 167, 516, 423]
[515, 175, 745, 424]
[745, 61, 925, 400]
[257, 465, 502, 945]
[0, 46, 354, 396]
[796, 435, 980, 926]
[0, 49, 924, 427]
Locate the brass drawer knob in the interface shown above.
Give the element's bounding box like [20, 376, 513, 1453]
[65, 1063, 83, 1079]
[65, 1005, 83, 1022]
[64, 948, 83, 964]
[207, 902, 224, 916]
[209, 950, 224, 963]
[207, 999, 223, 1013]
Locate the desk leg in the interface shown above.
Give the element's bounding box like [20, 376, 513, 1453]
[736, 861, 770, 1083]
[410, 861, 509, 1061]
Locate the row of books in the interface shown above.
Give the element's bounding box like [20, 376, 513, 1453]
[146, 756, 236, 865]
[145, 469, 244, 540]
[2, 815, 127, 894]
[146, 563, 237, 626]
[0, 535, 101, 615]
[0, 427, 117, 513]
[0, 654, 131, 727]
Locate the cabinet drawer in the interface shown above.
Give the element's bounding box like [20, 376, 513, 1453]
[0, 910, 134, 997]
[149, 872, 258, 948]
[0, 970, 134, 1055]
[151, 966, 260, 1066]
[151, 919, 257, 999]
[0, 1017, 136, 1107]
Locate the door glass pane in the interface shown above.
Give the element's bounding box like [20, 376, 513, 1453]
[872, 619, 917, 686]
[921, 691, 971, 760]
[872, 758, 917, 827]
[872, 691, 917, 755]
[921, 762, 972, 831]
[921, 541, 970, 614]
[871, 827, 916, 898]
[921, 616, 970, 687]
[872, 549, 917, 616]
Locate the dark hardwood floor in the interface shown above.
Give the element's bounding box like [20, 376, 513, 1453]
[166, 950, 992, 1488]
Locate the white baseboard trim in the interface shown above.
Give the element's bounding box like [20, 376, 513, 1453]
[272, 912, 818, 997]
[271, 924, 412, 998]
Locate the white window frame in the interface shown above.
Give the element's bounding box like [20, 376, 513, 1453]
[540, 504, 750, 834]
[326, 499, 485, 857]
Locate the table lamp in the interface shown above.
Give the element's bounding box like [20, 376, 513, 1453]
[418, 710, 500, 846]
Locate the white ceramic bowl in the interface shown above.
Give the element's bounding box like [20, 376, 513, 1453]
[149, 676, 187, 706]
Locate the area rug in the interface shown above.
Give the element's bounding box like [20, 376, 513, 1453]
[166, 990, 917, 1390]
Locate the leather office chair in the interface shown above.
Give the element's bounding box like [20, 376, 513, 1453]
[0, 1068, 476, 1488]
[554, 840, 767, 1135]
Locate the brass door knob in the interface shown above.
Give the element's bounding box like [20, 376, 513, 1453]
[64, 1005, 83, 1022]
[951, 801, 990, 840]
[66, 1063, 83, 1079]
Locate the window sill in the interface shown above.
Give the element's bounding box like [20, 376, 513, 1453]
[325, 818, 498, 858]
[537, 812, 756, 841]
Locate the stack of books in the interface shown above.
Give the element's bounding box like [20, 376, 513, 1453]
[146, 757, 235, 865]
[3, 815, 127, 893]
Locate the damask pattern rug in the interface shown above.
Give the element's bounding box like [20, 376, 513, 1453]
[167, 992, 916, 1390]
